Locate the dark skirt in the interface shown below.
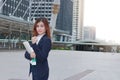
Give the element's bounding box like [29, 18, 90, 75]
[32, 70, 49, 80]
[31, 64, 49, 80]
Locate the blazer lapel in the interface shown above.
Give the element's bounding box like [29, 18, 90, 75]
[37, 34, 46, 46]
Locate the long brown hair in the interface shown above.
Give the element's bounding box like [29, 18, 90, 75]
[32, 17, 51, 39]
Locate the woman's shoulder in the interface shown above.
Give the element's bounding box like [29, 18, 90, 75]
[42, 35, 51, 41]
[42, 36, 51, 46]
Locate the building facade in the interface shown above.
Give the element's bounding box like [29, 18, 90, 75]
[54, 0, 73, 42]
[56, 0, 73, 35]
[72, 0, 84, 42]
[0, 0, 32, 49]
[83, 26, 96, 40]
[30, 0, 54, 22]
[0, 0, 30, 20]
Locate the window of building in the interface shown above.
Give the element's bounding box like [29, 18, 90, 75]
[5, 3, 7, 6]
[41, 15, 44, 17]
[42, 7, 45, 9]
[16, 1, 18, 4]
[48, 18, 50, 21]
[42, 4, 45, 6]
[49, 3, 52, 6]
[8, 4, 10, 7]
[49, 7, 51, 9]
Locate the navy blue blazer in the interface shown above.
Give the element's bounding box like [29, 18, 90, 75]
[24, 34, 51, 80]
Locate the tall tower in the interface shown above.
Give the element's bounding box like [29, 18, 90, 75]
[72, 0, 84, 41]
[56, 0, 73, 35]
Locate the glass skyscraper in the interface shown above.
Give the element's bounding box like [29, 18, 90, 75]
[56, 0, 73, 35]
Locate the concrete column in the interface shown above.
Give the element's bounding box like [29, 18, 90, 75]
[8, 25, 11, 50]
[0, 0, 3, 13]
[60, 35, 63, 42]
[64, 36, 67, 42]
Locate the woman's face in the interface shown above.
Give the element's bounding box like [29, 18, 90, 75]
[36, 21, 46, 35]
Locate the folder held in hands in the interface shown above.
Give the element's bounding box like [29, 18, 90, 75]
[23, 41, 36, 65]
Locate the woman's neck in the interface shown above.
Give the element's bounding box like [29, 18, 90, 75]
[37, 33, 45, 37]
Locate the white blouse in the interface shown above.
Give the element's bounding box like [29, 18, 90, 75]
[31, 33, 45, 53]
[36, 33, 45, 45]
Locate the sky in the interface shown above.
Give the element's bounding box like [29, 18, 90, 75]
[84, 0, 120, 43]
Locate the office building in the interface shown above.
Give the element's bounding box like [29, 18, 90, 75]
[53, 0, 73, 42]
[56, 0, 73, 35]
[72, 0, 84, 41]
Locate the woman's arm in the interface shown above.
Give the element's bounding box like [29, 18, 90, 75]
[24, 51, 31, 60]
[31, 38, 51, 62]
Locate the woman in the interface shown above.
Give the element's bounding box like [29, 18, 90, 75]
[24, 17, 51, 80]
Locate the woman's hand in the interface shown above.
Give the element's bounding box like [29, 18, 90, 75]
[30, 52, 36, 58]
[32, 36, 37, 44]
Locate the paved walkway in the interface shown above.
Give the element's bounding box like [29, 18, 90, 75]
[0, 50, 120, 80]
